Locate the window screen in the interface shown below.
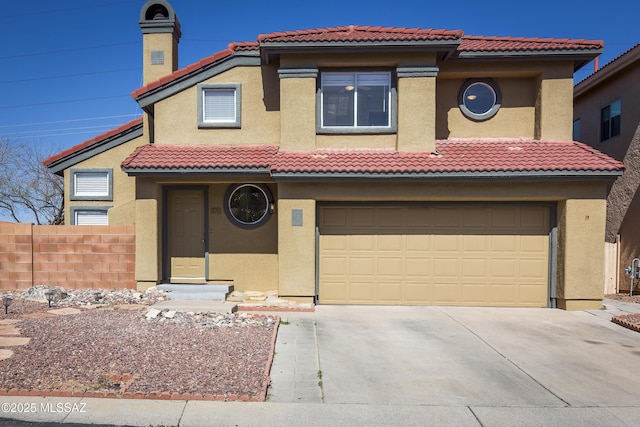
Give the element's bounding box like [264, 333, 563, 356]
[74, 172, 109, 197]
[203, 89, 236, 122]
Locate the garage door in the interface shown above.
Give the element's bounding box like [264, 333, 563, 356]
[318, 205, 550, 307]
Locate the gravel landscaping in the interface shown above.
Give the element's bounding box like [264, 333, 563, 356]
[0, 288, 279, 401]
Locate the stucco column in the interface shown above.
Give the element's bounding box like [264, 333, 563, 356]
[556, 198, 607, 310]
[396, 66, 438, 152]
[135, 198, 160, 290]
[278, 68, 318, 151]
[535, 65, 574, 141]
[277, 198, 316, 301]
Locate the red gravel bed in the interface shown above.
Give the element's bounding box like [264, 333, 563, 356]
[0, 304, 278, 401]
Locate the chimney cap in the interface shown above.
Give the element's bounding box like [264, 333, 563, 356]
[139, 0, 181, 39]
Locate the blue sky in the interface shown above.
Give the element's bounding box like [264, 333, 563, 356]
[0, 0, 638, 157]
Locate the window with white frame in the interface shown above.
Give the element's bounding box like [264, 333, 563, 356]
[72, 208, 109, 225]
[320, 71, 392, 130]
[70, 169, 112, 201]
[601, 99, 621, 141]
[198, 83, 241, 128]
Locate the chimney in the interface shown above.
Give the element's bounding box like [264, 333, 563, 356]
[139, 0, 181, 85]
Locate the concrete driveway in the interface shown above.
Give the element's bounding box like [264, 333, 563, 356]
[269, 302, 640, 425]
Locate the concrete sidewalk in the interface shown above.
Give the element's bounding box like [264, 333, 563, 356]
[2, 299, 640, 426]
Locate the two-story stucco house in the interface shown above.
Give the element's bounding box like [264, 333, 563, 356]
[574, 43, 640, 294]
[44, 0, 624, 310]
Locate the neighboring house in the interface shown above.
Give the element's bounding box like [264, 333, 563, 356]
[44, 0, 624, 310]
[574, 43, 640, 294]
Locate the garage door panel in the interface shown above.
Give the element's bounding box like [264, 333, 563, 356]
[378, 235, 404, 250]
[321, 256, 348, 275]
[489, 284, 517, 303]
[461, 283, 490, 304]
[519, 259, 547, 279]
[404, 282, 433, 302]
[491, 235, 518, 252]
[406, 234, 430, 251]
[433, 257, 460, 278]
[462, 258, 488, 278]
[378, 282, 403, 302]
[434, 235, 460, 251]
[349, 282, 376, 302]
[463, 235, 490, 251]
[433, 283, 461, 303]
[321, 235, 348, 250]
[405, 257, 432, 277]
[349, 257, 376, 276]
[319, 205, 549, 307]
[491, 259, 518, 277]
[376, 257, 402, 276]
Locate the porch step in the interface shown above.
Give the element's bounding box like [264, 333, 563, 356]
[150, 300, 237, 314]
[157, 284, 234, 301]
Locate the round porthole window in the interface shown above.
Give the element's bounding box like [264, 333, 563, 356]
[458, 79, 502, 121]
[224, 184, 272, 228]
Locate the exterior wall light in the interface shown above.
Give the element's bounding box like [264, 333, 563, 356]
[269, 202, 277, 214]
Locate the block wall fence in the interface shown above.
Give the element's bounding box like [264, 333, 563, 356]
[0, 222, 135, 291]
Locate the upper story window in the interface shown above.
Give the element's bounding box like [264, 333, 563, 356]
[70, 169, 113, 201]
[458, 79, 502, 121]
[573, 119, 581, 141]
[319, 71, 395, 133]
[198, 83, 242, 128]
[601, 99, 621, 141]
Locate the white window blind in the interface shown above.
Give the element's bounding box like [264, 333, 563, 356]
[75, 210, 108, 225]
[74, 172, 109, 197]
[203, 89, 236, 122]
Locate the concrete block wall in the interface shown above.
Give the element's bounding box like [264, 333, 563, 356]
[0, 222, 135, 291]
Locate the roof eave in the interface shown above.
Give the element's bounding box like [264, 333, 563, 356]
[574, 44, 640, 96]
[271, 169, 623, 182]
[121, 167, 272, 177]
[455, 49, 603, 71]
[133, 51, 261, 109]
[46, 124, 144, 175]
[259, 40, 461, 63]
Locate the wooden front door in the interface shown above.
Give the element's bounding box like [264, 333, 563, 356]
[167, 189, 206, 282]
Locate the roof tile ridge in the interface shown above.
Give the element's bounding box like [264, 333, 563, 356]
[462, 34, 603, 46]
[121, 144, 149, 167]
[569, 140, 626, 168]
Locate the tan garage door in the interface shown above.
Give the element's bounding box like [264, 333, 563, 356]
[319, 205, 550, 307]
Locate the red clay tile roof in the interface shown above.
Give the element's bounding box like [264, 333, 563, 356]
[459, 36, 603, 53]
[271, 139, 623, 175]
[131, 26, 603, 99]
[43, 118, 143, 167]
[120, 140, 623, 177]
[121, 144, 278, 171]
[257, 26, 463, 43]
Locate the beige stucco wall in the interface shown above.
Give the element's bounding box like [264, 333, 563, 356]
[556, 198, 607, 310]
[63, 137, 143, 225]
[280, 76, 316, 150]
[436, 77, 536, 139]
[207, 183, 278, 291]
[398, 76, 436, 151]
[277, 198, 316, 299]
[152, 66, 281, 146]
